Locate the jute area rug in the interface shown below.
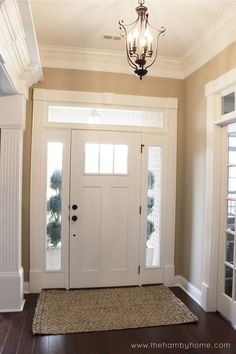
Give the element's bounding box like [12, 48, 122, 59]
[32, 285, 198, 335]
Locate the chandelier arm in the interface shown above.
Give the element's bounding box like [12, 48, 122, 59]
[126, 47, 138, 70]
[127, 57, 138, 70]
[121, 22, 138, 70]
[144, 30, 165, 71]
[118, 17, 139, 31]
[147, 23, 166, 34]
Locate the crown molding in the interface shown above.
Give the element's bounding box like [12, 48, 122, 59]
[38, 4, 236, 81]
[181, 3, 236, 78]
[0, 0, 43, 98]
[39, 45, 184, 80]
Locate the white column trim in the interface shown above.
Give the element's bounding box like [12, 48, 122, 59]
[0, 95, 26, 129]
[0, 0, 43, 98]
[0, 94, 26, 312]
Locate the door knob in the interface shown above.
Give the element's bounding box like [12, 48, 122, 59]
[72, 204, 78, 210]
[71, 215, 78, 221]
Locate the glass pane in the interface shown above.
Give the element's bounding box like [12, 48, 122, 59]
[228, 166, 236, 198]
[222, 92, 235, 115]
[114, 145, 128, 174]
[49, 105, 164, 128]
[85, 143, 99, 173]
[227, 200, 236, 231]
[224, 266, 233, 298]
[145, 146, 162, 267]
[100, 144, 113, 173]
[228, 134, 236, 165]
[226, 233, 234, 264]
[46, 142, 63, 271]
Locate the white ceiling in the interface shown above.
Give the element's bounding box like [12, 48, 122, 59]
[30, 0, 236, 78]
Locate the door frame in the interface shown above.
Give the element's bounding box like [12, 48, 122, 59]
[204, 67, 236, 324]
[29, 88, 178, 292]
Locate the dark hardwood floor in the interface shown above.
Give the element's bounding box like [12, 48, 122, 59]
[0, 287, 235, 354]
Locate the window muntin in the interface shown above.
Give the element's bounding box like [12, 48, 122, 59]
[85, 143, 128, 174]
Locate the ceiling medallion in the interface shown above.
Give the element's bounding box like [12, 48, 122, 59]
[119, 0, 166, 80]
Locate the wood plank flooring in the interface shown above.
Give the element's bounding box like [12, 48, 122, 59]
[0, 287, 235, 354]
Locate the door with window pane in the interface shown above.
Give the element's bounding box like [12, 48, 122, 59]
[217, 124, 236, 325]
[70, 130, 141, 288]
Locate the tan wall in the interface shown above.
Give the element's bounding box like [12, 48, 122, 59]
[23, 42, 236, 288]
[183, 41, 236, 289]
[22, 69, 184, 281]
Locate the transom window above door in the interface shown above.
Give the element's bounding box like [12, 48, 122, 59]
[48, 105, 163, 128]
[85, 143, 128, 174]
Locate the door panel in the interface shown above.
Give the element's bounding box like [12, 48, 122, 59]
[81, 186, 101, 271]
[107, 187, 129, 270]
[70, 130, 141, 288]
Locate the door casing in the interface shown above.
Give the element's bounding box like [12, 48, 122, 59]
[29, 88, 177, 292]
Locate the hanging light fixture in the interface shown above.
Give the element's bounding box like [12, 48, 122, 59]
[119, 0, 166, 80]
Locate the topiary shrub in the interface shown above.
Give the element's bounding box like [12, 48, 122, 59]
[47, 169, 62, 247]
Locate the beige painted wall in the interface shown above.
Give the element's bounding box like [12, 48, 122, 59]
[183, 41, 236, 289]
[22, 69, 184, 281]
[23, 42, 236, 288]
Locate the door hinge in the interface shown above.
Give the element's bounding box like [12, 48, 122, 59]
[139, 206, 142, 214]
[141, 144, 145, 153]
[138, 265, 140, 274]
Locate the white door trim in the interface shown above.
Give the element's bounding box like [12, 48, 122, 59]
[203, 67, 236, 312]
[30, 89, 178, 292]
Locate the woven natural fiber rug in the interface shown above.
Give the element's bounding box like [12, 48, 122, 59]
[32, 285, 198, 334]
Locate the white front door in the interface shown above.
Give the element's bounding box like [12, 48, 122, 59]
[217, 124, 236, 326]
[69, 130, 141, 288]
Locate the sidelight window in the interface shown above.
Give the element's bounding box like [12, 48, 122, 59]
[46, 142, 63, 271]
[145, 146, 162, 267]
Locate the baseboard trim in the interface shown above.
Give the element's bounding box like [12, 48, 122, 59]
[24, 281, 29, 294]
[0, 299, 25, 313]
[0, 268, 24, 312]
[175, 275, 202, 306]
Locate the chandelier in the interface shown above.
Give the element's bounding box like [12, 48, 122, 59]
[119, 0, 166, 80]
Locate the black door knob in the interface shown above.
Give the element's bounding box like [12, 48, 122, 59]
[72, 204, 78, 210]
[71, 215, 78, 221]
